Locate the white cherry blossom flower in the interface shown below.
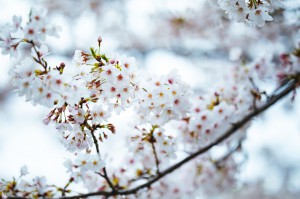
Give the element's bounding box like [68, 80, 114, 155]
[11, 15, 22, 33]
[31, 44, 50, 59]
[248, 4, 273, 27]
[91, 104, 111, 123]
[72, 50, 85, 67]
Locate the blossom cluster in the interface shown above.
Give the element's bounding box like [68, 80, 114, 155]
[177, 54, 275, 150]
[64, 153, 105, 182]
[0, 9, 193, 197]
[0, 8, 60, 58]
[129, 126, 177, 164]
[217, 0, 283, 27]
[0, 167, 56, 198]
[136, 71, 191, 126]
[277, 51, 300, 83]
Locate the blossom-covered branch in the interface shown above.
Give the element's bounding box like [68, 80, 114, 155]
[59, 78, 298, 198]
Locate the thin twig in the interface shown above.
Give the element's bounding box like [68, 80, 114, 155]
[91, 125, 118, 193]
[149, 126, 161, 174]
[87, 122, 118, 193]
[102, 168, 118, 192]
[90, 129, 100, 154]
[28, 41, 47, 71]
[60, 178, 74, 197]
[151, 141, 161, 175]
[215, 139, 243, 168]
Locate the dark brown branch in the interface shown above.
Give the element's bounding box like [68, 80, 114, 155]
[28, 41, 48, 71]
[58, 79, 297, 199]
[88, 123, 117, 192]
[102, 168, 118, 192]
[90, 129, 100, 154]
[150, 141, 161, 175]
[149, 125, 160, 174]
[60, 178, 74, 197]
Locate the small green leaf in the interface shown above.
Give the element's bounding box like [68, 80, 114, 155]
[101, 54, 109, 63]
[90, 47, 96, 58]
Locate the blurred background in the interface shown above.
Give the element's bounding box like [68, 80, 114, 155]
[0, 0, 300, 196]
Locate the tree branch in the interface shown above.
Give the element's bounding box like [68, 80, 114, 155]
[88, 124, 118, 192]
[148, 125, 161, 175]
[102, 168, 118, 192]
[57, 79, 297, 199]
[151, 141, 161, 175]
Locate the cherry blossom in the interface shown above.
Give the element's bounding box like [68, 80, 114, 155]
[218, 0, 274, 27]
[0, 4, 300, 199]
[248, 2, 273, 27]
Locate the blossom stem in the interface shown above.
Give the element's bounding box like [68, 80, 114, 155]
[102, 168, 119, 193]
[90, 129, 100, 154]
[214, 138, 244, 168]
[28, 40, 47, 71]
[150, 137, 161, 175]
[149, 125, 160, 174]
[87, 121, 118, 192]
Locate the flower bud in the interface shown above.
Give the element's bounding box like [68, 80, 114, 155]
[98, 36, 102, 46]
